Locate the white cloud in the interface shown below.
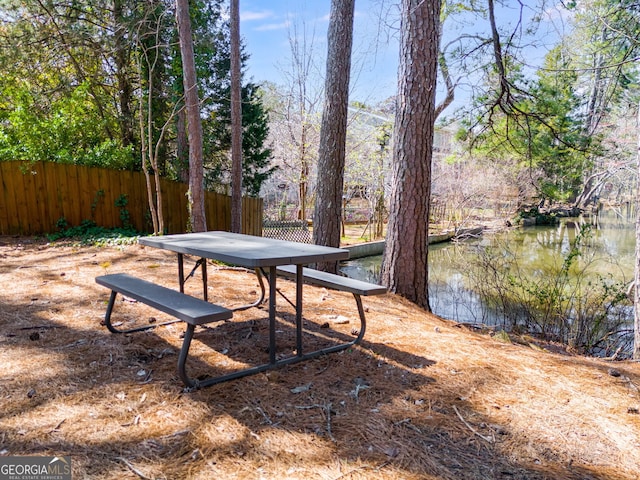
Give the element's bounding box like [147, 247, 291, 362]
[254, 21, 291, 32]
[241, 10, 274, 22]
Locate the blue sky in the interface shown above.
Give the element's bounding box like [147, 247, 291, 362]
[239, 0, 401, 105]
[238, 1, 570, 110]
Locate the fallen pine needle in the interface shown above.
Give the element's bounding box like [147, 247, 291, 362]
[117, 457, 153, 480]
[453, 405, 494, 443]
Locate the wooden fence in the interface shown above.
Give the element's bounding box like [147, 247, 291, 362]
[0, 161, 263, 236]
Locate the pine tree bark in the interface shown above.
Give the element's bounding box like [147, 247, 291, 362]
[230, 0, 243, 233]
[313, 0, 355, 273]
[113, 0, 135, 148]
[634, 101, 640, 359]
[175, 108, 189, 183]
[380, 0, 441, 310]
[176, 0, 206, 232]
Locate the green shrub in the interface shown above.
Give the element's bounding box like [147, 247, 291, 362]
[47, 219, 138, 247]
[463, 225, 631, 355]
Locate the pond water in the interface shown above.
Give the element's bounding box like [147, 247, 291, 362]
[340, 207, 636, 329]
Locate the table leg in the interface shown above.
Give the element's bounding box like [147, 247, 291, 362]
[296, 264, 303, 357]
[201, 257, 208, 301]
[178, 253, 185, 293]
[268, 265, 277, 364]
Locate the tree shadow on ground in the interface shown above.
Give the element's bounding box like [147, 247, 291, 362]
[0, 296, 622, 480]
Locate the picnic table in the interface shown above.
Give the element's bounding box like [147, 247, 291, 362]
[96, 231, 385, 389]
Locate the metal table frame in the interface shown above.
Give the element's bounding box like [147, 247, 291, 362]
[138, 231, 351, 388]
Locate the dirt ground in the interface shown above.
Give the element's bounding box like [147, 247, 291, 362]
[1, 236, 639, 480]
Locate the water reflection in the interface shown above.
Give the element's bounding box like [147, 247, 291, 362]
[341, 209, 635, 329]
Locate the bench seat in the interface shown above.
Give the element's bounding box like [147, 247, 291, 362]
[275, 265, 386, 345]
[95, 273, 233, 389]
[96, 273, 232, 328]
[276, 265, 387, 296]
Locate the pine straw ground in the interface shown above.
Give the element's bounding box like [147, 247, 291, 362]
[1, 237, 640, 480]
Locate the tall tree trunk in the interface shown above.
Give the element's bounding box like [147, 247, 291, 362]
[381, 0, 441, 310]
[113, 0, 135, 148]
[230, 0, 243, 233]
[139, 82, 159, 235]
[175, 108, 189, 182]
[634, 101, 640, 359]
[176, 0, 206, 232]
[284, 20, 319, 222]
[298, 123, 309, 221]
[313, 0, 355, 273]
[137, 47, 164, 235]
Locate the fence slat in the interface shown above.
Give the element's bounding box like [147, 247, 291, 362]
[77, 165, 94, 225]
[106, 168, 121, 228]
[89, 167, 106, 228]
[14, 163, 33, 234]
[0, 162, 17, 233]
[66, 163, 82, 226]
[21, 165, 42, 233]
[129, 170, 146, 231]
[47, 163, 72, 225]
[32, 163, 50, 233]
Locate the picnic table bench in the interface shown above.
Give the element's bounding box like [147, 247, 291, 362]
[95, 273, 233, 388]
[275, 265, 387, 344]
